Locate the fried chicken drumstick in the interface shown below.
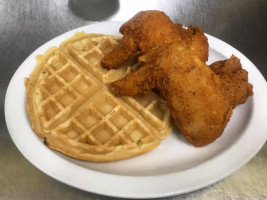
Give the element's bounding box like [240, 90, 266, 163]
[102, 10, 209, 69]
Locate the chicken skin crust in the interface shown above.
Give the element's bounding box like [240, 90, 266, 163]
[209, 55, 253, 108]
[101, 10, 208, 69]
[110, 44, 232, 147]
[105, 11, 253, 146]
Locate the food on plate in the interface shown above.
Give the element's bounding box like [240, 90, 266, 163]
[101, 10, 209, 69]
[25, 9, 254, 161]
[138, 47, 253, 108]
[106, 10, 253, 147]
[210, 55, 253, 108]
[25, 32, 173, 162]
[110, 44, 234, 146]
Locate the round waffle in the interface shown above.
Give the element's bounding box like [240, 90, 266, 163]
[25, 32, 173, 162]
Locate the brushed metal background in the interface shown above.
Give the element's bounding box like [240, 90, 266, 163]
[0, 0, 266, 199]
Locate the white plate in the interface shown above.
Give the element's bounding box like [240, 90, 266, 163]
[5, 21, 267, 199]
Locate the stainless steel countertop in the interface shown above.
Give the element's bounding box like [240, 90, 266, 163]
[1, 0, 266, 199]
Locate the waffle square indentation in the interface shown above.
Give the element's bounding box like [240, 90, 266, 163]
[47, 54, 67, 71]
[42, 100, 60, 121]
[59, 122, 84, 139]
[78, 135, 97, 145]
[98, 39, 117, 55]
[42, 77, 63, 94]
[130, 129, 144, 142]
[40, 70, 51, 80]
[109, 108, 132, 129]
[59, 65, 79, 83]
[125, 122, 149, 143]
[149, 101, 169, 121]
[133, 93, 157, 108]
[71, 39, 90, 52]
[55, 89, 76, 108]
[91, 122, 116, 144]
[71, 75, 91, 94]
[76, 108, 101, 129]
[84, 50, 102, 67]
[95, 94, 116, 115]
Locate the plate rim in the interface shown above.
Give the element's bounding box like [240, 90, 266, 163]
[4, 21, 267, 199]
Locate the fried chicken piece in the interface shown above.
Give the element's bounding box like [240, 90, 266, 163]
[110, 44, 232, 146]
[210, 55, 253, 108]
[102, 10, 208, 69]
[138, 47, 253, 108]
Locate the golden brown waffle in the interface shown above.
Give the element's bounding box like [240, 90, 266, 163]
[25, 32, 173, 162]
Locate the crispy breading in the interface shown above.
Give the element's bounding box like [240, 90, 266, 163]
[105, 10, 253, 147]
[210, 55, 253, 108]
[102, 10, 208, 69]
[110, 44, 232, 146]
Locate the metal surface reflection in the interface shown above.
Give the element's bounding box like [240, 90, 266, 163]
[0, 0, 267, 199]
[69, 0, 119, 21]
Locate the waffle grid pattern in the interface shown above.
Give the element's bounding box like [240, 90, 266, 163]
[26, 33, 173, 161]
[64, 35, 171, 137]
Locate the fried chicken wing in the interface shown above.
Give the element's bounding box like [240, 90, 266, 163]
[210, 55, 253, 108]
[110, 44, 232, 146]
[102, 10, 208, 69]
[105, 10, 253, 147]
